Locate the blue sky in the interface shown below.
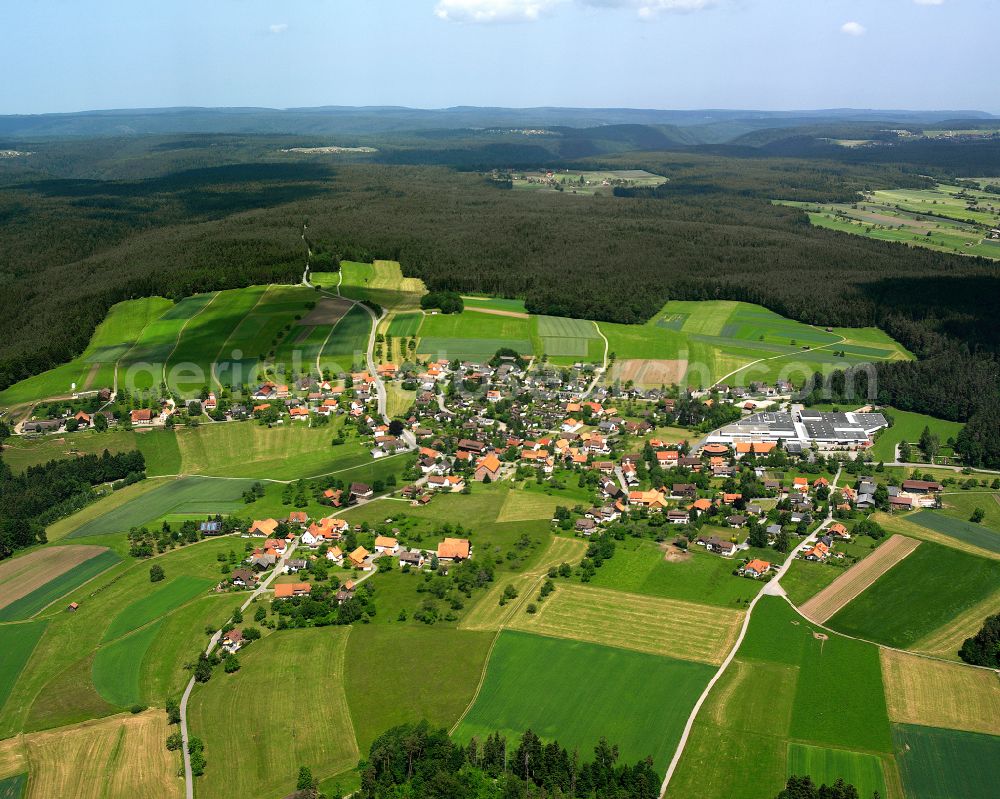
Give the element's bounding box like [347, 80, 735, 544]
[0, 0, 994, 115]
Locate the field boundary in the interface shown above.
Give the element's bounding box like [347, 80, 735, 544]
[210, 284, 272, 390]
[798, 535, 919, 624]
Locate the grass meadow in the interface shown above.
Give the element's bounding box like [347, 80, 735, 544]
[870, 409, 964, 462]
[907, 508, 1000, 554]
[827, 541, 1000, 648]
[892, 724, 1000, 799]
[188, 628, 359, 799]
[101, 575, 214, 642]
[786, 743, 887, 799]
[0, 549, 122, 621]
[0, 621, 48, 713]
[454, 630, 714, 773]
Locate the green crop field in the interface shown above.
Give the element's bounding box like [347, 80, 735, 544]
[892, 724, 1000, 799]
[454, 630, 714, 772]
[536, 316, 597, 338]
[344, 625, 493, 754]
[0, 297, 173, 407]
[320, 305, 372, 373]
[420, 309, 535, 341]
[786, 744, 887, 799]
[907, 509, 1000, 554]
[827, 541, 1000, 648]
[0, 621, 48, 712]
[188, 627, 359, 799]
[66, 477, 254, 538]
[101, 576, 213, 642]
[386, 312, 421, 337]
[419, 336, 533, 361]
[667, 597, 894, 799]
[92, 621, 164, 707]
[780, 559, 843, 606]
[0, 774, 25, 799]
[0, 550, 122, 622]
[1, 429, 141, 474]
[339, 259, 425, 311]
[585, 539, 759, 608]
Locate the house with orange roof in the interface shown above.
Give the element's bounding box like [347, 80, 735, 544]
[348, 546, 372, 570]
[474, 454, 502, 482]
[628, 490, 668, 510]
[437, 537, 471, 561]
[287, 511, 309, 527]
[374, 536, 399, 554]
[274, 582, 311, 598]
[566, 402, 582, 413]
[561, 418, 583, 433]
[326, 546, 344, 564]
[289, 407, 310, 420]
[792, 477, 809, 493]
[249, 519, 280, 538]
[828, 522, 851, 539]
[722, 493, 742, 505]
[690, 498, 713, 515]
[803, 541, 830, 561]
[742, 559, 771, 578]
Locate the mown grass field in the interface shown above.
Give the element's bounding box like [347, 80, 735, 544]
[92, 621, 163, 708]
[454, 630, 714, 773]
[189, 628, 358, 799]
[0, 549, 121, 621]
[320, 304, 372, 373]
[827, 541, 1000, 648]
[66, 477, 252, 538]
[667, 596, 897, 799]
[780, 559, 842, 606]
[101, 575, 213, 642]
[1, 429, 142, 474]
[339, 259, 425, 312]
[344, 625, 493, 754]
[0, 710, 182, 799]
[461, 296, 528, 313]
[892, 724, 1000, 799]
[873, 510, 999, 561]
[869, 408, 964, 462]
[386, 312, 421, 336]
[786, 743, 887, 799]
[879, 649, 1000, 736]
[585, 538, 760, 608]
[509, 583, 743, 665]
[0, 622, 48, 713]
[910, 586, 1000, 661]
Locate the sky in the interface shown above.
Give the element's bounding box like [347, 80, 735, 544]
[0, 0, 995, 115]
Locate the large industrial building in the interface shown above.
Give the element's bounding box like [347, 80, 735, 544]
[705, 408, 888, 448]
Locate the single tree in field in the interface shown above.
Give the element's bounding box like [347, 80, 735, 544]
[970, 507, 985, 523]
[149, 564, 165, 583]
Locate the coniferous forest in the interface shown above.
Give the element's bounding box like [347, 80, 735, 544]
[0, 135, 998, 463]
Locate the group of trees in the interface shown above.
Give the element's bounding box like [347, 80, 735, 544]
[959, 613, 1000, 668]
[360, 722, 660, 799]
[0, 449, 145, 559]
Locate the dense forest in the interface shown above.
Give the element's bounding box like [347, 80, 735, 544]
[357, 721, 660, 799]
[0, 139, 997, 464]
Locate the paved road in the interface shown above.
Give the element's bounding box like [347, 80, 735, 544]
[180, 541, 298, 799]
[658, 466, 842, 798]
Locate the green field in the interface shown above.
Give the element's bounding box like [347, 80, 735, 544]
[189, 627, 359, 799]
[828, 541, 1000, 648]
[786, 743, 887, 799]
[892, 724, 1000, 799]
[461, 296, 528, 313]
[586, 539, 760, 608]
[101, 575, 213, 642]
[419, 336, 533, 361]
[417, 309, 536, 361]
[0, 621, 48, 712]
[338, 259, 425, 312]
[870, 409, 964, 463]
[0, 774, 26, 799]
[386, 312, 421, 337]
[907, 508, 1000, 554]
[0, 550, 122, 621]
[66, 477, 253, 538]
[454, 630, 714, 772]
[92, 620, 164, 707]
[780, 183, 1000, 261]
[320, 305, 372, 373]
[344, 625, 493, 754]
[667, 597, 894, 799]
[780, 559, 843, 607]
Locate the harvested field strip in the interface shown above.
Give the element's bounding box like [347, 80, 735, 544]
[880, 649, 1000, 736]
[911, 587, 1000, 660]
[892, 723, 1000, 799]
[101, 575, 212, 642]
[0, 621, 48, 712]
[510, 583, 744, 665]
[798, 535, 919, 623]
[0, 711, 181, 799]
[0, 546, 110, 612]
[0, 550, 121, 622]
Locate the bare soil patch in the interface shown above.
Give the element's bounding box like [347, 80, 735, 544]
[613, 359, 688, 387]
[799, 534, 920, 623]
[81, 362, 101, 391]
[468, 307, 531, 319]
[0, 545, 110, 611]
[660, 542, 691, 563]
[298, 296, 353, 326]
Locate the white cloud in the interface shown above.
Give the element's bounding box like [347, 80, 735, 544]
[590, 0, 716, 16]
[269, 23, 289, 34]
[840, 20, 866, 36]
[434, 0, 565, 23]
[913, 0, 944, 5]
